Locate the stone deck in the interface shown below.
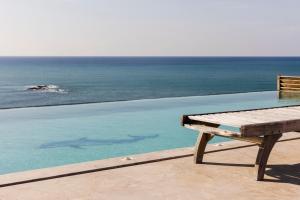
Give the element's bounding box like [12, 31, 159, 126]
[0, 132, 299, 200]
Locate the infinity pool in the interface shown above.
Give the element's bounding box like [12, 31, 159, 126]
[1, 91, 300, 174]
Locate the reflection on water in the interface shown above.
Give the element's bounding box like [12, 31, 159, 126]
[278, 91, 300, 100]
[39, 134, 159, 149]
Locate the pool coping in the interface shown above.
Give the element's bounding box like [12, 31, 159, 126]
[1, 132, 299, 188]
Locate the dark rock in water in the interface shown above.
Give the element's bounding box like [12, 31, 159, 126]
[27, 85, 49, 91]
[26, 84, 66, 93]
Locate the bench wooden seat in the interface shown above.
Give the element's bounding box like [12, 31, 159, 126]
[181, 105, 300, 181]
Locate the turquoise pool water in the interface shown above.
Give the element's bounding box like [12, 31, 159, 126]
[1, 91, 300, 175]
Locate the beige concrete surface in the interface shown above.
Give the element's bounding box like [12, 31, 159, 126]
[0, 133, 299, 200]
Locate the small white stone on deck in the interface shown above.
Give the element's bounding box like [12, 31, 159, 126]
[214, 143, 224, 147]
[121, 156, 134, 161]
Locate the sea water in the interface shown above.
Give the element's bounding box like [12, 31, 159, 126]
[1, 57, 300, 108]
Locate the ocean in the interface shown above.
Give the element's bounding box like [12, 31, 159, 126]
[1, 56, 300, 109]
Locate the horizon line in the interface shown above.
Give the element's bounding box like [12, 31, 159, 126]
[0, 55, 300, 58]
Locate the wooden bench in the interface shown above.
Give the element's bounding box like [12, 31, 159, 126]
[181, 105, 300, 181]
[277, 75, 300, 92]
[278, 75, 300, 99]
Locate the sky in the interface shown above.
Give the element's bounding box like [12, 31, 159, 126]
[0, 0, 300, 56]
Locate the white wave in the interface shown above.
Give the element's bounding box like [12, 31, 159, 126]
[46, 85, 59, 89]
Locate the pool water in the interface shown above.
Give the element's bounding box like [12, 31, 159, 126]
[0, 91, 299, 175]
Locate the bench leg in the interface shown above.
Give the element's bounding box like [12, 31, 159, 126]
[255, 134, 282, 181]
[194, 132, 214, 164]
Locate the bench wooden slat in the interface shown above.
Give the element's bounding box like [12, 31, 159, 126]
[280, 83, 300, 88]
[280, 87, 300, 91]
[280, 77, 300, 80]
[280, 76, 300, 80]
[207, 112, 272, 124]
[257, 109, 300, 119]
[280, 79, 300, 84]
[183, 124, 241, 137]
[232, 112, 279, 123]
[189, 115, 250, 127]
